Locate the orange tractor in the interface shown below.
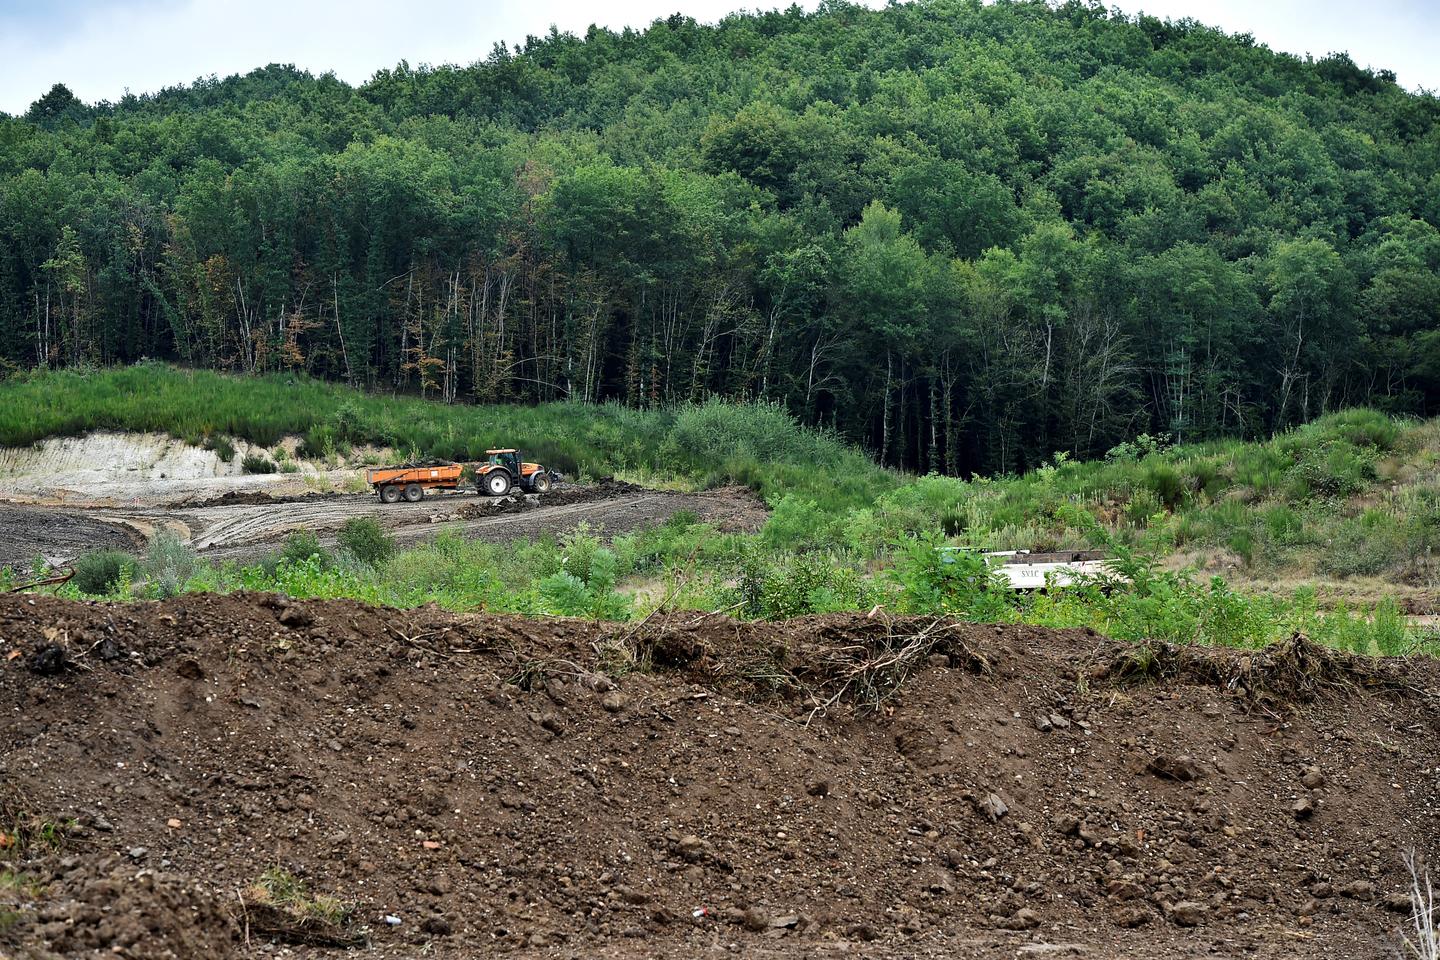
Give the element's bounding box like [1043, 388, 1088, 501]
[475, 448, 553, 496]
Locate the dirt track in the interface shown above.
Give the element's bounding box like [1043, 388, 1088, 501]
[2, 593, 1437, 958]
[0, 481, 767, 568]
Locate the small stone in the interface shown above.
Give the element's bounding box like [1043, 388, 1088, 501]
[1033, 715, 1053, 732]
[1146, 755, 1205, 782]
[742, 909, 768, 932]
[614, 885, 649, 905]
[278, 606, 314, 627]
[1382, 892, 1413, 913]
[1009, 908, 1041, 930]
[1292, 795, 1316, 820]
[1301, 766, 1325, 789]
[770, 914, 800, 929]
[844, 923, 878, 941]
[806, 781, 830, 798]
[127, 846, 148, 860]
[420, 915, 452, 935]
[926, 873, 955, 895]
[166, 818, 182, 829]
[1048, 714, 1071, 730]
[980, 792, 1009, 821]
[1017, 945, 1089, 957]
[1341, 880, 1375, 900]
[328, 739, 343, 752]
[601, 692, 627, 713]
[1167, 901, 1207, 926]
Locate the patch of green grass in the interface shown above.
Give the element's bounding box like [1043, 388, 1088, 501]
[247, 867, 352, 927]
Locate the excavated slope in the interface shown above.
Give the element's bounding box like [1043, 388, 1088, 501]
[1, 593, 1437, 959]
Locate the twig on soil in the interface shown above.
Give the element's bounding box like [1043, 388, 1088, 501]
[7, 568, 74, 593]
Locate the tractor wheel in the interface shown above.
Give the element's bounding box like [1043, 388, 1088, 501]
[403, 483, 424, 503]
[530, 471, 551, 493]
[380, 484, 401, 504]
[484, 471, 512, 496]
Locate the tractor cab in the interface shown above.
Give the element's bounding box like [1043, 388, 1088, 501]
[486, 449, 521, 473]
[476, 448, 552, 496]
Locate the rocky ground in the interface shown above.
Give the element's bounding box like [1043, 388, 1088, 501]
[1, 593, 1437, 958]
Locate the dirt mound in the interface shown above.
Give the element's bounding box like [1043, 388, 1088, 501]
[186, 489, 344, 509]
[2, 594, 1436, 959]
[2, 854, 236, 960]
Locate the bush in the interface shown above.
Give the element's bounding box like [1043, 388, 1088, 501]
[1143, 462, 1187, 510]
[242, 453, 277, 474]
[144, 531, 197, 598]
[280, 530, 331, 570]
[762, 495, 837, 549]
[72, 550, 134, 595]
[337, 517, 395, 565]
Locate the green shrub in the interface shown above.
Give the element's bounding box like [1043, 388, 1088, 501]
[72, 550, 134, 595]
[762, 495, 837, 549]
[144, 531, 197, 598]
[887, 533, 1010, 619]
[280, 530, 331, 569]
[1318, 510, 1405, 578]
[1143, 462, 1186, 510]
[337, 517, 395, 565]
[242, 453, 277, 474]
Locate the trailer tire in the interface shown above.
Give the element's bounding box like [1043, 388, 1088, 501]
[403, 483, 424, 503]
[484, 471, 512, 496]
[529, 471, 551, 493]
[380, 484, 401, 504]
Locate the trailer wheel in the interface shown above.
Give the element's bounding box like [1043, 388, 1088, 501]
[484, 471, 512, 496]
[403, 483, 424, 503]
[380, 484, 401, 504]
[529, 471, 551, 493]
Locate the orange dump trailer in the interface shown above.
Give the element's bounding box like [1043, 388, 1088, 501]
[367, 463, 463, 503]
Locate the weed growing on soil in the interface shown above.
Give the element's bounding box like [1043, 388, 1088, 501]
[241, 453, 277, 474]
[247, 868, 352, 927]
[1403, 851, 1438, 960]
[0, 791, 73, 861]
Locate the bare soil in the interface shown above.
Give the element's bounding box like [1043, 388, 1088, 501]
[2, 593, 1437, 959]
[0, 481, 767, 568]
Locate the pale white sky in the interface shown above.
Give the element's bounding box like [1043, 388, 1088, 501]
[0, 0, 1435, 115]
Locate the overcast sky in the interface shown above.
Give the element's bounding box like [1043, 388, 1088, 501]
[1, 0, 1436, 115]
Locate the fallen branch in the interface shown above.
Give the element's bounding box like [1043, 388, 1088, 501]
[7, 568, 75, 593]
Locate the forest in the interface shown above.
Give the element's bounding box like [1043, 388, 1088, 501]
[1, 0, 1438, 474]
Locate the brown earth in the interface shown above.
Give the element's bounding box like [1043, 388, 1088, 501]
[1, 593, 1437, 959]
[0, 481, 767, 569]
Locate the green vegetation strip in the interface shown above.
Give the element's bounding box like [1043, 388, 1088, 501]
[3, 369, 1437, 657]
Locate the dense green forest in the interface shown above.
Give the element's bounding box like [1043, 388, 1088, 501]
[2, 0, 1438, 473]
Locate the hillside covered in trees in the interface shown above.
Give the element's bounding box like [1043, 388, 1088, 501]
[2, 0, 1438, 473]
